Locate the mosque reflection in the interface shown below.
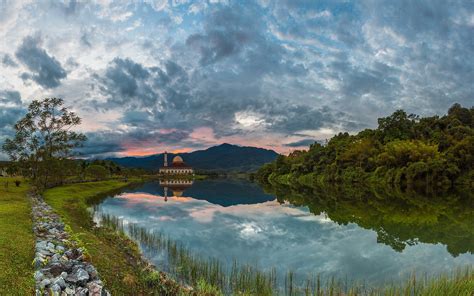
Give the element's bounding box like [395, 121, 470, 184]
[159, 179, 194, 201]
[122, 179, 276, 206]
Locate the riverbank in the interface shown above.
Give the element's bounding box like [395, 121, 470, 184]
[31, 193, 109, 295]
[0, 177, 35, 295]
[42, 180, 186, 295]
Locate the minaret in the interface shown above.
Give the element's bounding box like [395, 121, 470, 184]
[164, 151, 168, 167]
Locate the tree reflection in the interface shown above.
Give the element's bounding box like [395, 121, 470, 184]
[264, 183, 473, 256]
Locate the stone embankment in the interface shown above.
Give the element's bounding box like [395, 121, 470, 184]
[31, 193, 110, 296]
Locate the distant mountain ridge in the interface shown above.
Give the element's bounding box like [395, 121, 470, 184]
[106, 143, 279, 172]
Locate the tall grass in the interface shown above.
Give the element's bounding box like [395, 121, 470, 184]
[99, 214, 474, 296]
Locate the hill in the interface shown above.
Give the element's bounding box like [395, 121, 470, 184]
[106, 143, 279, 172]
[256, 103, 473, 190]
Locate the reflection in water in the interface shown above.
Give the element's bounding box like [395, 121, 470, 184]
[160, 179, 194, 201]
[124, 179, 276, 206]
[93, 178, 474, 288]
[266, 184, 474, 257]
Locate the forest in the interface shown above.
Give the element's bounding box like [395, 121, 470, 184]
[255, 104, 473, 190]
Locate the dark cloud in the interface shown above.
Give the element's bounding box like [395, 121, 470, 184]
[97, 57, 192, 113]
[185, 4, 308, 77]
[186, 6, 252, 65]
[78, 128, 195, 158]
[2, 54, 18, 67]
[0, 91, 24, 129]
[0, 91, 25, 159]
[284, 138, 318, 147]
[78, 131, 126, 158]
[15, 35, 67, 88]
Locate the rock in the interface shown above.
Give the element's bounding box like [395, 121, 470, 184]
[36, 241, 48, 250]
[34, 270, 44, 282]
[50, 283, 61, 294]
[51, 253, 61, 263]
[40, 278, 51, 289]
[85, 265, 98, 279]
[49, 262, 64, 276]
[53, 276, 67, 289]
[57, 245, 65, 253]
[75, 287, 88, 296]
[64, 287, 75, 295]
[39, 249, 53, 257]
[60, 271, 68, 279]
[76, 268, 90, 283]
[87, 281, 103, 296]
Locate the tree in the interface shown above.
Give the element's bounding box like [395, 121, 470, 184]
[448, 103, 472, 126]
[85, 165, 108, 181]
[377, 110, 417, 143]
[2, 98, 86, 188]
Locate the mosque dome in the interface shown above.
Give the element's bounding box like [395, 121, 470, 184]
[172, 156, 184, 164]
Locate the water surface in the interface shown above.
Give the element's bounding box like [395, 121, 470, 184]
[93, 179, 474, 288]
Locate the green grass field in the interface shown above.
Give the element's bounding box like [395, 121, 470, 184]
[0, 178, 35, 295]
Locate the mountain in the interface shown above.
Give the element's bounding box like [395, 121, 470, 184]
[106, 143, 279, 172]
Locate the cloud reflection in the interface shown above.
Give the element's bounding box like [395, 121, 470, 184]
[95, 188, 474, 285]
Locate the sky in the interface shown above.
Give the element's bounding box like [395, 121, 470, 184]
[0, 0, 473, 158]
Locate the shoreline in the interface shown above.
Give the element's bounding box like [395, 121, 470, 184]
[34, 179, 474, 295]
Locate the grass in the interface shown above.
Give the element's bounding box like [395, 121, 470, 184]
[43, 180, 156, 294]
[0, 177, 35, 295]
[101, 214, 474, 296]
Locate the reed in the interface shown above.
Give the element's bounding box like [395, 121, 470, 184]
[99, 214, 474, 296]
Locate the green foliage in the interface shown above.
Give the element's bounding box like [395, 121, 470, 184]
[85, 164, 109, 181]
[256, 104, 473, 190]
[1, 98, 86, 189]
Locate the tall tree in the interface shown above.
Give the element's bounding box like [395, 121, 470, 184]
[2, 98, 86, 187]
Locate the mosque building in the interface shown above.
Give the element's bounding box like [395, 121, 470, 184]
[159, 152, 194, 175]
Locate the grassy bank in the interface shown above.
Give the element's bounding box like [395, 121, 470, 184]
[0, 177, 35, 295]
[43, 180, 178, 294]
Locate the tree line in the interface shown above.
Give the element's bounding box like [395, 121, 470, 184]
[255, 104, 473, 190]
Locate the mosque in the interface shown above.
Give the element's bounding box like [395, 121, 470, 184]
[159, 152, 194, 175]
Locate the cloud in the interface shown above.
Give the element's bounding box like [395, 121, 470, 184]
[284, 138, 318, 147]
[186, 7, 252, 65]
[0, 90, 24, 129]
[15, 35, 67, 89]
[0, 0, 472, 157]
[2, 54, 18, 67]
[0, 90, 25, 160]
